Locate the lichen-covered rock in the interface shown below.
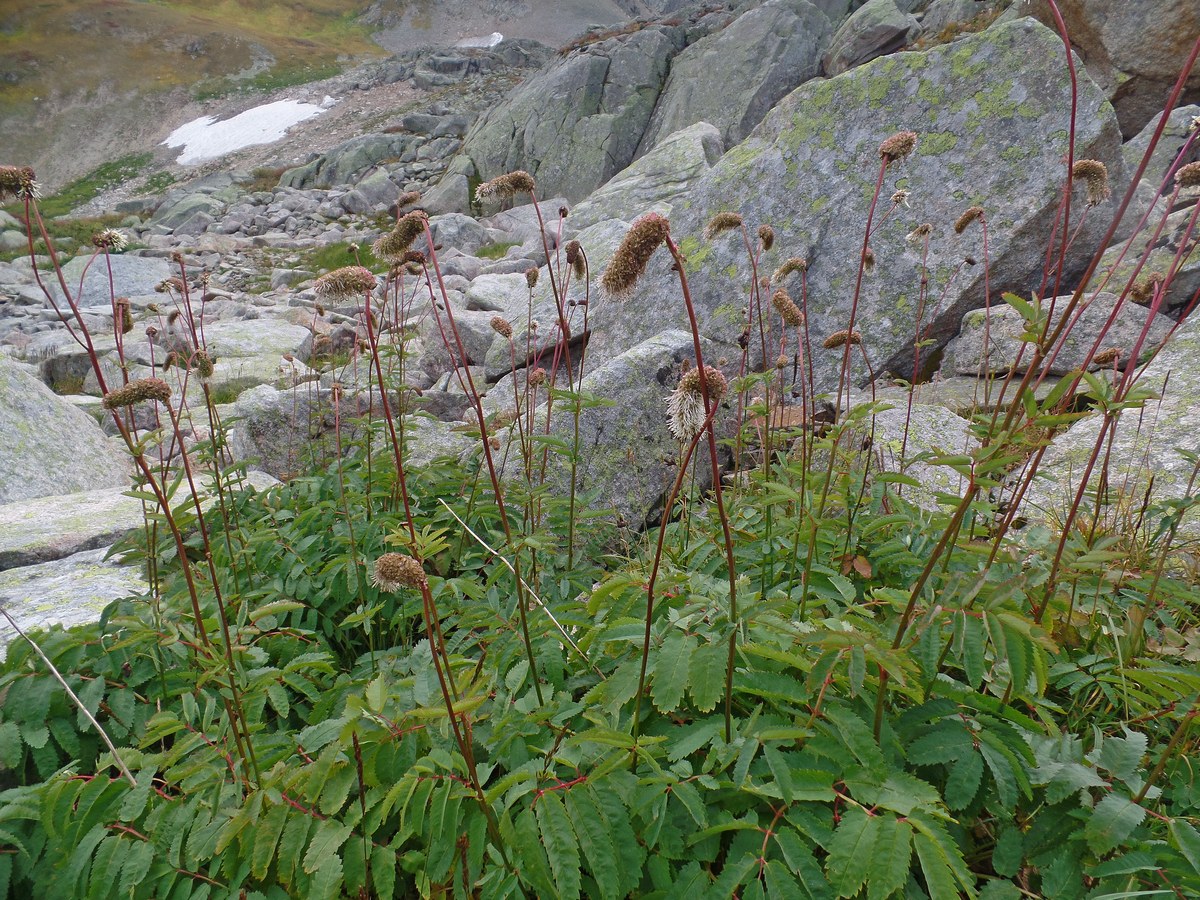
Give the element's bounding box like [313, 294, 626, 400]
[279, 133, 414, 190]
[0, 486, 143, 569]
[1029, 0, 1200, 135]
[452, 20, 689, 202]
[0, 548, 147, 659]
[498, 329, 734, 528]
[0, 355, 128, 504]
[822, 0, 919, 76]
[637, 0, 839, 155]
[576, 18, 1121, 393]
[1020, 313, 1200, 535]
[942, 292, 1174, 377]
[571, 122, 724, 230]
[49, 254, 172, 308]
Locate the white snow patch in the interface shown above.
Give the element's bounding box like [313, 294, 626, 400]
[163, 99, 331, 165]
[455, 31, 503, 49]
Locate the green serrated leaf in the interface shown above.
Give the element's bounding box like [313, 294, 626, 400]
[0, 721, 22, 768]
[690, 640, 726, 713]
[913, 831, 959, 900]
[945, 751, 984, 811]
[652, 631, 695, 713]
[252, 803, 289, 881]
[308, 853, 344, 900]
[118, 840, 154, 898]
[868, 815, 912, 900]
[1085, 793, 1146, 855]
[302, 820, 352, 876]
[991, 826, 1022, 878]
[826, 808, 878, 898]
[566, 787, 620, 900]
[537, 792, 581, 900]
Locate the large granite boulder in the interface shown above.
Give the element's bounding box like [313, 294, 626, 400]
[1021, 312, 1200, 535]
[942, 292, 1175, 378]
[1029, 0, 1200, 136]
[570, 122, 725, 230]
[567, 17, 1122, 393]
[279, 133, 414, 190]
[452, 20, 690, 203]
[0, 486, 144, 569]
[49, 254, 172, 308]
[0, 355, 128, 504]
[822, 0, 919, 76]
[637, 0, 841, 155]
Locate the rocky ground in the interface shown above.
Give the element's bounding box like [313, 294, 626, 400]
[2, 0, 1199, 646]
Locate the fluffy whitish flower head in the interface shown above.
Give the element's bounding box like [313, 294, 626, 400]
[314, 266, 377, 302]
[666, 365, 727, 442]
[371, 553, 425, 592]
[91, 228, 128, 252]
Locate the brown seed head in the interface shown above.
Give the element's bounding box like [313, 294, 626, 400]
[492, 409, 517, 428]
[863, 247, 876, 274]
[1130, 271, 1167, 304]
[564, 239, 586, 279]
[525, 267, 539, 289]
[371, 553, 425, 592]
[772, 257, 809, 282]
[194, 349, 215, 380]
[891, 189, 910, 207]
[602, 212, 670, 297]
[527, 367, 547, 387]
[954, 205, 984, 235]
[115, 297, 134, 335]
[757, 224, 775, 251]
[775, 354, 788, 370]
[704, 211, 743, 240]
[396, 191, 421, 209]
[372, 211, 428, 263]
[1176, 161, 1200, 190]
[156, 277, 184, 294]
[1092, 347, 1122, 366]
[906, 223, 933, 244]
[879, 130, 917, 163]
[1072, 159, 1111, 207]
[490, 316, 513, 338]
[771, 289, 803, 327]
[102, 377, 172, 410]
[678, 364, 728, 403]
[0, 166, 39, 201]
[315, 266, 376, 301]
[475, 170, 536, 202]
[823, 330, 862, 349]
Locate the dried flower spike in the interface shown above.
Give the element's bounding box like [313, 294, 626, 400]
[879, 131, 917, 163]
[371, 553, 426, 592]
[906, 223, 933, 244]
[775, 354, 788, 369]
[863, 247, 876, 274]
[1130, 271, 1166, 304]
[372, 211, 428, 263]
[0, 165, 39, 201]
[602, 212, 670, 297]
[91, 228, 127, 252]
[315, 266, 377, 301]
[954, 205, 984, 235]
[1092, 347, 1122, 366]
[823, 330, 862, 349]
[772, 257, 808, 282]
[1176, 161, 1200, 190]
[396, 190, 421, 209]
[194, 349, 215, 380]
[704, 211, 743, 240]
[1072, 159, 1111, 207]
[475, 170, 536, 202]
[758, 224, 775, 251]
[771, 289, 803, 326]
[525, 267, 539, 289]
[490, 316, 513, 338]
[564, 239, 586, 279]
[102, 377, 171, 410]
[527, 367, 547, 387]
[891, 189, 911, 207]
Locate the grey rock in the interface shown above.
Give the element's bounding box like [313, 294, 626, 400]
[1021, 312, 1200, 536]
[279, 133, 412, 189]
[1028, 0, 1200, 136]
[639, 0, 837, 154]
[823, 0, 919, 76]
[0, 486, 143, 570]
[577, 19, 1121, 393]
[0, 548, 147, 657]
[152, 193, 225, 229]
[943, 292, 1174, 377]
[465, 273, 529, 315]
[429, 213, 491, 255]
[0, 230, 25, 252]
[456, 21, 689, 202]
[918, 0, 1006, 39]
[0, 355, 129, 504]
[48, 254, 172, 308]
[226, 384, 337, 480]
[572, 122, 724, 230]
[172, 211, 215, 236]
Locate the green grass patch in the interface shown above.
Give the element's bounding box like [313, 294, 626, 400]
[475, 240, 520, 260]
[0, 213, 127, 263]
[304, 240, 381, 273]
[137, 171, 177, 197]
[27, 154, 152, 219]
